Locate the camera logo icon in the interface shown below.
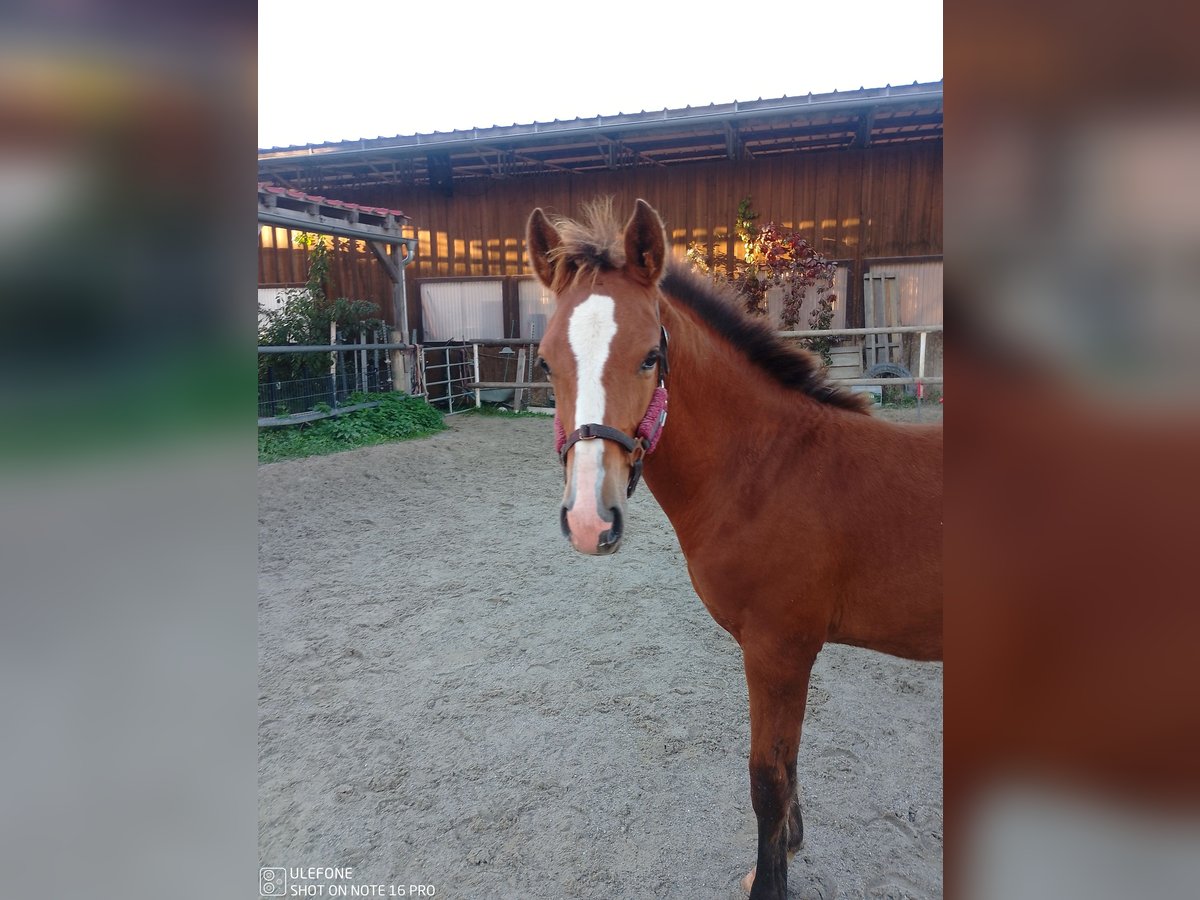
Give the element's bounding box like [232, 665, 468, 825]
[260, 867, 288, 896]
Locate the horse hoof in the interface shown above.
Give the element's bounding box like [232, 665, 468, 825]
[740, 865, 756, 895]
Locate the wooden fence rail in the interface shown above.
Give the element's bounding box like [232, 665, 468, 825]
[461, 325, 942, 411]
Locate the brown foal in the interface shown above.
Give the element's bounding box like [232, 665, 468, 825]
[529, 199, 942, 899]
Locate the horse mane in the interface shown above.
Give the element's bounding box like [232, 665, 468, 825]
[544, 198, 626, 290]
[545, 198, 869, 414]
[660, 264, 871, 414]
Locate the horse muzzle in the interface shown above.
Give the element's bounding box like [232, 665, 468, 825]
[559, 438, 629, 555]
[560, 501, 624, 555]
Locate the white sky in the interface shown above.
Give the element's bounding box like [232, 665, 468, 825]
[258, 0, 942, 149]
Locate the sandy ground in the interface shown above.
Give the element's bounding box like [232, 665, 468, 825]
[259, 405, 943, 899]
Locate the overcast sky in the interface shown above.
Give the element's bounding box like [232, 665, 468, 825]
[258, 0, 942, 149]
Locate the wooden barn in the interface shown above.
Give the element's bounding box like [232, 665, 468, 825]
[258, 81, 942, 381]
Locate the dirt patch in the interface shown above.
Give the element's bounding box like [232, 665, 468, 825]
[259, 408, 942, 898]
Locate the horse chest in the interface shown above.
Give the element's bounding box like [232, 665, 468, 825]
[682, 545, 827, 647]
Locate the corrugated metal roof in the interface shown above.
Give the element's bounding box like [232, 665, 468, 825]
[259, 81, 942, 193]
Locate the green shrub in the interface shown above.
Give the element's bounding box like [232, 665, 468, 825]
[258, 393, 444, 463]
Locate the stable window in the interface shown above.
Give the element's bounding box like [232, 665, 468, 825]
[419, 280, 504, 341]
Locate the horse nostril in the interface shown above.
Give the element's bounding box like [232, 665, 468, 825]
[559, 505, 571, 538]
[599, 506, 624, 548]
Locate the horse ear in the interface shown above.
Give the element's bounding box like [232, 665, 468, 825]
[623, 198, 666, 286]
[526, 208, 562, 288]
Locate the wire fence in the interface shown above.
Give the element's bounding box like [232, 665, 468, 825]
[258, 328, 401, 422]
[258, 326, 941, 424]
[257, 367, 395, 420]
[257, 339, 493, 423]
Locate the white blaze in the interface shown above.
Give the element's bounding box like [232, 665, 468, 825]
[567, 293, 617, 427]
[566, 294, 617, 507]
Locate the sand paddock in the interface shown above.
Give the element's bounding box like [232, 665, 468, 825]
[258, 408, 942, 899]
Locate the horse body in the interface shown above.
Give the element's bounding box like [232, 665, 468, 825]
[646, 293, 942, 660]
[529, 199, 942, 899]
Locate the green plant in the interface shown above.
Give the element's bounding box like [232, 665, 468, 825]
[687, 197, 839, 364]
[258, 393, 445, 463]
[461, 404, 553, 419]
[802, 288, 838, 367]
[258, 234, 385, 383]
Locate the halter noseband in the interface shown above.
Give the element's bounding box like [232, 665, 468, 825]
[554, 325, 669, 498]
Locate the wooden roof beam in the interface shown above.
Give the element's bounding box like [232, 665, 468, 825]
[475, 144, 573, 175]
[597, 134, 665, 169]
[725, 122, 745, 160]
[852, 108, 876, 148]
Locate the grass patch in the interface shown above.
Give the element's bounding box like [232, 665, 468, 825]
[458, 403, 552, 419]
[258, 393, 445, 463]
[880, 387, 942, 409]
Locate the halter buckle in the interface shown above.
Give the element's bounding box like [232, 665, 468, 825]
[627, 458, 644, 498]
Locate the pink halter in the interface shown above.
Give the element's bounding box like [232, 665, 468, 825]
[554, 386, 668, 455]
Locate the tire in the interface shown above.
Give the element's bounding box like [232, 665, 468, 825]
[864, 362, 916, 397]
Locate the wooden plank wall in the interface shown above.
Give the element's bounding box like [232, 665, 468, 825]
[258, 142, 941, 328]
[257, 228, 395, 316]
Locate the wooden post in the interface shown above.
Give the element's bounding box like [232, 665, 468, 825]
[918, 331, 927, 395]
[391, 242, 412, 393]
[389, 328, 406, 392]
[329, 320, 337, 405]
[372, 327, 380, 393]
[359, 331, 367, 394]
[392, 243, 409, 339]
[512, 347, 528, 411]
[473, 343, 481, 408]
[916, 330, 927, 421]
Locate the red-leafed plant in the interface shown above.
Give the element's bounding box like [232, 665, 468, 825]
[686, 197, 839, 363]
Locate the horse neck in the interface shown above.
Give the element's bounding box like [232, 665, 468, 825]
[643, 293, 837, 528]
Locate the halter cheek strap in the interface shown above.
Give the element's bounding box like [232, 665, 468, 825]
[554, 388, 668, 455]
[636, 387, 667, 452]
[554, 326, 669, 498]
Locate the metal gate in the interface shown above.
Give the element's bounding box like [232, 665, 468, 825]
[418, 344, 475, 413]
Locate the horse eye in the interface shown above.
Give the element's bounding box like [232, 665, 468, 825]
[640, 351, 659, 371]
[537, 357, 552, 377]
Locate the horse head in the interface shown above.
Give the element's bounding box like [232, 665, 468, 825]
[527, 199, 669, 555]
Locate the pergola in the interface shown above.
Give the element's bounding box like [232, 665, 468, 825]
[257, 183, 417, 338]
[257, 183, 421, 396]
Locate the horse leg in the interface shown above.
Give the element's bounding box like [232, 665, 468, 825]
[740, 793, 804, 897]
[744, 765, 804, 891]
[739, 646, 817, 900]
[787, 769, 803, 854]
